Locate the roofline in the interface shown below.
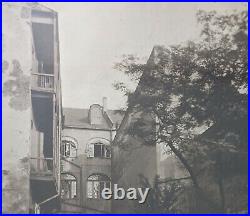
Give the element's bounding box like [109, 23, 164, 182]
[32, 3, 57, 14]
[63, 125, 117, 132]
[112, 45, 166, 143]
[63, 107, 124, 112]
[90, 103, 102, 107]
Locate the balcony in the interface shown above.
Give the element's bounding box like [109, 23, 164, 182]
[32, 73, 54, 93]
[30, 157, 54, 181]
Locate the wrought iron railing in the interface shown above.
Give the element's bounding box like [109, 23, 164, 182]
[31, 73, 54, 91]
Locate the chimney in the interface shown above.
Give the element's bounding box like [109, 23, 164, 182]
[103, 97, 107, 112]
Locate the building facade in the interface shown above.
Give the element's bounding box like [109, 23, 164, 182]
[61, 98, 124, 213]
[3, 4, 186, 214]
[3, 3, 62, 213]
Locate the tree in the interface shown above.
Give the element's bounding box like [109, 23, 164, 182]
[114, 10, 248, 213]
[136, 175, 183, 213]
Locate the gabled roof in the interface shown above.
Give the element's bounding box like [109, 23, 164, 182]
[29, 3, 56, 13]
[63, 107, 125, 130]
[3, 2, 56, 13]
[113, 45, 166, 142]
[106, 110, 126, 126]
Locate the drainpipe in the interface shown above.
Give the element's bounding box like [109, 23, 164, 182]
[110, 128, 113, 143]
[35, 193, 60, 214]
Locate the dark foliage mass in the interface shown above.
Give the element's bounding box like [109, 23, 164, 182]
[114, 10, 248, 213]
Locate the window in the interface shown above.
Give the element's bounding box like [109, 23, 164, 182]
[87, 142, 111, 158]
[61, 137, 77, 158]
[94, 143, 111, 158]
[87, 174, 111, 199]
[61, 174, 77, 199]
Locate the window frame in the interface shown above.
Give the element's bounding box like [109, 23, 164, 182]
[87, 142, 111, 159]
[61, 174, 77, 200]
[62, 138, 77, 158]
[87, 174, 111, 199]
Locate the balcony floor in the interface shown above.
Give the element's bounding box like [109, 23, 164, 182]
[30, 170, 54, 181]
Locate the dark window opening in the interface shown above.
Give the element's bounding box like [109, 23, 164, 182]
[87, 143, 111, 158]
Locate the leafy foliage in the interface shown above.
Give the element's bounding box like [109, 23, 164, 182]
[114, 10, 248, 213]
[136, 175, 183, 213]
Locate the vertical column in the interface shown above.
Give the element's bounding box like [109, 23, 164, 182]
[53, 12, 61, 193]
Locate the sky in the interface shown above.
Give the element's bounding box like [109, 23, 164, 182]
[43, 2, 247, 110]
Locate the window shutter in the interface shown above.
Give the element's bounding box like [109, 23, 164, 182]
[86, 144, 94, 158]
[65, 143, 70, 157]
[93, 181, 99, 199]
[87, 181, 93, 198]
[105, 146, 111, 158]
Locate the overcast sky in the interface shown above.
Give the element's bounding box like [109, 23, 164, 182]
[43, 2, 247, 110]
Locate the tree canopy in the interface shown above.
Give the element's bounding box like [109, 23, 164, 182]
[114, 10, 248, 213]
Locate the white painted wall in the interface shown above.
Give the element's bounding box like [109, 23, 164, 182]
[2, 3, 32, 213]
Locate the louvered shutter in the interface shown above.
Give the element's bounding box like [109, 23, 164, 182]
[86, 144, 94, 158]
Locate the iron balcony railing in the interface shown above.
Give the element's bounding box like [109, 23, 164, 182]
[31, 73, 54, 92]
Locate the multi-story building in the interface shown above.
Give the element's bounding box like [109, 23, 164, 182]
[60, 97, 124, 213]
[3, 4, 170, 214]
[3, 3, 62, 213]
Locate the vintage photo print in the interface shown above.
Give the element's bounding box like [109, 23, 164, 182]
[2, 2, 248, 214]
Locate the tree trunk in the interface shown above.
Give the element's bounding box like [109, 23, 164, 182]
[167, 141, 222, 212]
[167, 141, 199, 188]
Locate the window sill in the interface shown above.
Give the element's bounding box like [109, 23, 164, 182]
[87, 198, 110, 201]
[86, 157, 111, 159]
[61, 197, 79, 200]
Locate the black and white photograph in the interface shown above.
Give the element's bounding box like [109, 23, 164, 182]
[2, 2, 248, 213]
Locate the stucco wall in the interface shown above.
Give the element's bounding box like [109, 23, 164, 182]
[62, 127, 113, 212]
[112, 110, 157, 213]
[2, 3, 32, 213]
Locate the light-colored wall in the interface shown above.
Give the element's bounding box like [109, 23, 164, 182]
[62, 127, 113, 212]
[2, 3, 32, 213]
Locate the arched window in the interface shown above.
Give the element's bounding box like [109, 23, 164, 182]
[61, 174, 77, 199]
[86, 138, 111, 159]
[62, 136, 77, 158]
[87, 174, 111, 199]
